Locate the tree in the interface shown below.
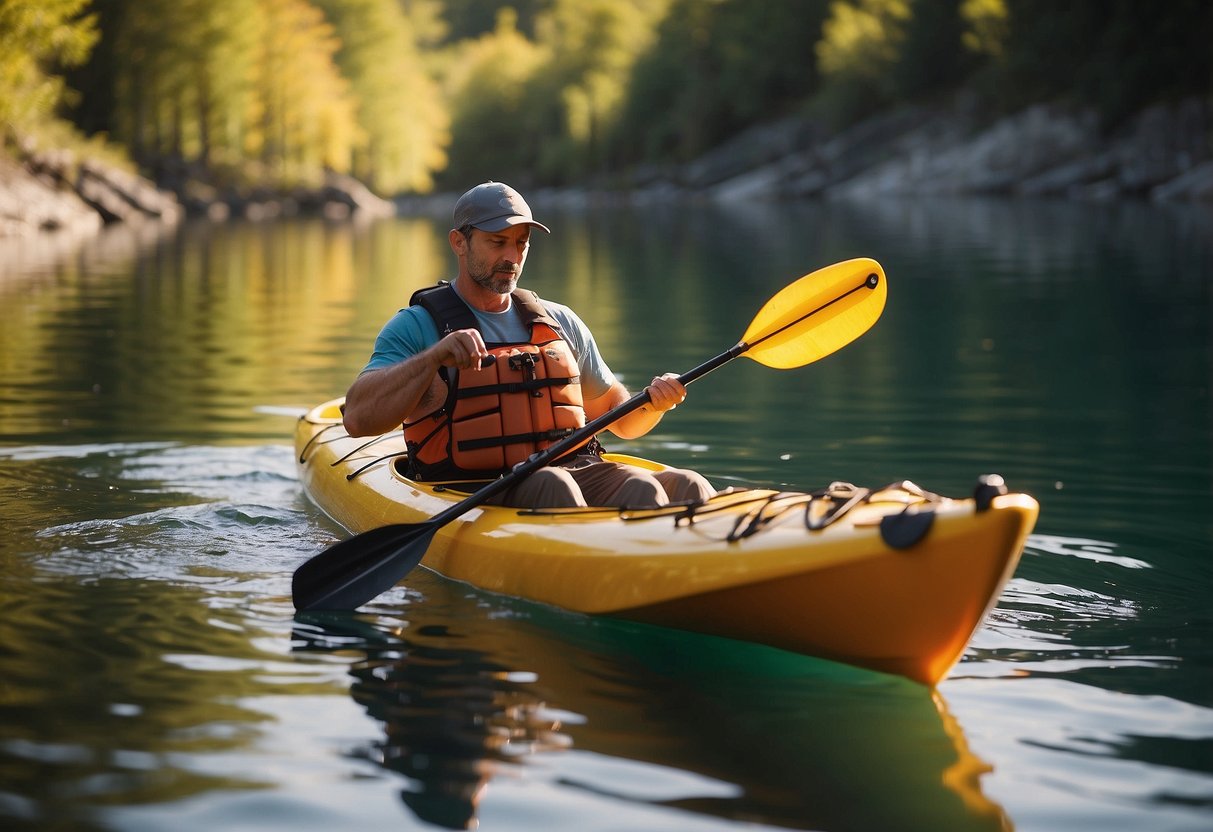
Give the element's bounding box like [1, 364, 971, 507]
[816, 0, 911, 115]
[995, 0, 1213, 124]
[439, 8, 546, 185]
[106, 0, 359, 186]
[251, 0, 359, 182]
[110, 0, 260, 174]
[313, 0, 448, 194]
[525, 0, 673, 181]
[613, 0, 829, 166]
[0, 0, 98, 141]
[891, 0, 968, 100]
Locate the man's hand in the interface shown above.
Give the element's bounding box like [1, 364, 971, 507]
[435, 328, 490, 370]
[645, 373, 687, 413]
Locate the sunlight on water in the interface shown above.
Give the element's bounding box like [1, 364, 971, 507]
[1026, 534, 1152, 569]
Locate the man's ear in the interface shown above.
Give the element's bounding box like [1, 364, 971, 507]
[448, 228, 467, 255]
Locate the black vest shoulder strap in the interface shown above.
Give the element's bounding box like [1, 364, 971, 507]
[410, 282, 475, 335]
[409, 282, 562, 335]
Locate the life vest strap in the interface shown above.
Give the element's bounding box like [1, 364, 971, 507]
[457, 428, 577, 452]
[457, 376, 579, 398]
[410, 282, 563, 336]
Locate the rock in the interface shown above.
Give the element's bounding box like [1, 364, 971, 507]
[177, 180, 230, 220]
[78, 159, 182, 222]
[9, 143, 182, 230]
[320, 171, 395, 218]
[198, 171, 395, 221]
[683, 116, 823, 188]
[1017, 152, 1119, 196]
[688, 96, 1213, 202]
[1151, 160, 1213, 201]
[1114, 99, 1211, 195]
[708, 160, 795, 202]
[830, 104, 1101, 198]
[0, 154, 101, 237]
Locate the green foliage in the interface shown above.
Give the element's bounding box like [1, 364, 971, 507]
[439, 8, 545, 185]
[615, 0, 830, 165]
[892, 0, 969, 99]
[813, 0, 910, 121]
[435, 0, 546, 40]
[817, 0, 910, 82]
[2, 0, 1205, 193]
[312, 0, 448, 193]
[0, 0, 98, 141]
[253, 0, 359, 181]
[106, 0, 362, 186]
[527, 0, 673, 182]
[959, 0, 1006, 57]
[440, 0, 676, 186]
[993, 0, 1213, 125]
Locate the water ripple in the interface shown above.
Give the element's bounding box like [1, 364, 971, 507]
[1026, 533, 1153, 569]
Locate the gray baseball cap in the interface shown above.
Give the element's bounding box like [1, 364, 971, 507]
[453, 181, 550, 234]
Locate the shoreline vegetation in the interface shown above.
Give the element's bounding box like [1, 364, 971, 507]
[1, 1, 1210, 240]
[4, 94, 1210, 239]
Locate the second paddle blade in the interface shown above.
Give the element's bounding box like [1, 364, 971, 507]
[292, 522, 436, 611]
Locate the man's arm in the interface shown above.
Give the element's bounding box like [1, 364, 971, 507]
[588, 373, 687, 440]
[343, 329, 489, 437]
[544, 303, 684, 438]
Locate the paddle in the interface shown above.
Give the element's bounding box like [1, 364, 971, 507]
[292, 257, 887, 612]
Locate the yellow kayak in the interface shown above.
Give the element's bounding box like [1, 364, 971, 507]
[296, 398, 1039, 686]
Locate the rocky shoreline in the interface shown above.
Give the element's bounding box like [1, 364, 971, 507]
[0, 147, 396, 239]
[632, 96, 1213, 204]
[2, 97, 1209, 240]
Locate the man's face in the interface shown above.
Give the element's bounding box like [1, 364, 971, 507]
[465, 225, 532, 295]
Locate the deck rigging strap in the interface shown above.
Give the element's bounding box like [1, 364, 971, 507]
[519, 480, 944, 543]
[298, 421, 346, 463]
[346, 450, 411, 481]
[298, 423, 408, 479]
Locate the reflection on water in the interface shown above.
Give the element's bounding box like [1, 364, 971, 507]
[0, 217, 450, 444]
[294, 574, 1012, 832]
[0, 577, 288, 831]
[294, 615, 569, 829]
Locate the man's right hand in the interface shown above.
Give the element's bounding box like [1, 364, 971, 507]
[435, 328, 490, 370]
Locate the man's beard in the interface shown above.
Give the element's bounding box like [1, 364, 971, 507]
[470, 264, 519, 295]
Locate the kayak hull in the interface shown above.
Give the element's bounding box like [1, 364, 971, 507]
[296, 399, 1038, 686]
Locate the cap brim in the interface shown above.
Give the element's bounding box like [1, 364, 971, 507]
[474, 215, 551, 234]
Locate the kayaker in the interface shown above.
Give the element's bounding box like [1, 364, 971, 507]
[342, 181, 715, 509]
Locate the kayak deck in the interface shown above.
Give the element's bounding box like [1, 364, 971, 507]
[296, 399, 1039, 686]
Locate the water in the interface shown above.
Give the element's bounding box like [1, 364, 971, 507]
[1, 197, 1210, 831]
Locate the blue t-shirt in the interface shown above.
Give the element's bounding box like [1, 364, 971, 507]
[361, 289, 617, 401]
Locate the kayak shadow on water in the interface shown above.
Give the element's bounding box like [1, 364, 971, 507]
[291, 572, 1013, 832]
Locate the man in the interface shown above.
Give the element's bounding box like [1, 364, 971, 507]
[342, 181, 715, 509]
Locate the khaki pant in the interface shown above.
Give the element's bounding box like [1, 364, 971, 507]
[489, 454, 715, 509]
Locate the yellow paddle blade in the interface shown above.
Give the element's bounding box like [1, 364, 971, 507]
[740, 258, 887, 369]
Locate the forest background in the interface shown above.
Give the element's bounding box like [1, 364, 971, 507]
[1, 0, 1211, 211]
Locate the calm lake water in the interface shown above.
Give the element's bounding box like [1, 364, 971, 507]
[1, 196, 1210, 831]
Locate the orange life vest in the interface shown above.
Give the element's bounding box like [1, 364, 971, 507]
[403, 284, 589, 482]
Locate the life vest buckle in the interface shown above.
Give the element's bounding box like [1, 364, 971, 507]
[509, 352, 543, 397]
